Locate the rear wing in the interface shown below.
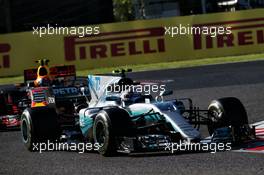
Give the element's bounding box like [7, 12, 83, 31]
[24, 65, 76, 84]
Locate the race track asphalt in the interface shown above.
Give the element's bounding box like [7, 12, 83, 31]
[1, 60, 264, 175]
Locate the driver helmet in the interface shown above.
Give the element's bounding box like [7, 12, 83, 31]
[34, 65, 51, 87]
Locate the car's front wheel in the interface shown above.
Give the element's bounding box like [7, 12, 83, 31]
[207, 97, 249, 141]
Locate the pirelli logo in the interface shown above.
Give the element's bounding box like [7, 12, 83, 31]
[193, 17, 264, 50]
[0, 43, 11, 68]
[64, 27, 165, 61]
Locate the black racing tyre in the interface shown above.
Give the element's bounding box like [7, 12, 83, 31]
[207, 97, 248, 135]
[93, 107, 133, 156]
[21, 107, 60, 151]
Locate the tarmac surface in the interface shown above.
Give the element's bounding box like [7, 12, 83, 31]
[1, 60, 264, 175]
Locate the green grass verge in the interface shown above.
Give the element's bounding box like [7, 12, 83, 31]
[1, 53, 264, 85]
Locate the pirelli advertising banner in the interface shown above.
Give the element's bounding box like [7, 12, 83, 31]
[0, 9, 264, 77]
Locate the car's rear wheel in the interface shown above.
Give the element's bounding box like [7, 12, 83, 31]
[93, 107, 133, 156]
[93, 113, 115, 156]
[21, 107, 60, 151]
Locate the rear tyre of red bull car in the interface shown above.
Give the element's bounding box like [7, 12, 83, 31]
[21, 107, 61, 151]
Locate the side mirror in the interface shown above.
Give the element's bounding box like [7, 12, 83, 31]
[80, 87, 86, 95]
[156, 90, 173, 103]
[80, 87, 90, 104]
[27, 82, 35, 87]
[160, 90, 173, 96]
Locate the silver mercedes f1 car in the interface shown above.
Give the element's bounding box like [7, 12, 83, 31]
[21, 69, 264, 156]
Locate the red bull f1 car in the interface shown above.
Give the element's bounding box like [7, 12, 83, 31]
[20, 59, 89, 125]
